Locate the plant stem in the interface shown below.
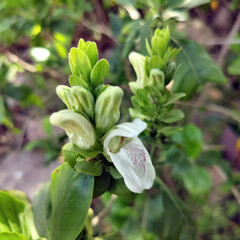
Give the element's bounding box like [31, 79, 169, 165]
[155, 176, 189, 225]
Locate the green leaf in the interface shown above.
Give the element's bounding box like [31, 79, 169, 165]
[90, 59, 109, 88]
[0, 191, 30, 237]
[69, 75, 92, 91]
[108, 178, 132, 197]
[51, 163, 94, 240]
[164, 48, 180, 62]
[93, 84, 110, 98]
[85, 42, 99, 67]
[183, 124, 202, 158]
[172, 40, 227, 98]
[33, 182, 51, 239]
[162, 93, 186, 106]
[8, 190, 39, 239]
[160, 109, 184, 123]
[148, 55, 166, 71]
[227, 57, 240, 75]
[74, 158, 103, 176]
[0, 18, 19, 34]
[182, 165, 212, 195]
[69, 48, 92, 82]
[157, 126, 182, 137]
[73, 144, 102, 158]
[62, 142, 78, 168]
[0, 232, 27, 240]
[93, 173, 111, 198]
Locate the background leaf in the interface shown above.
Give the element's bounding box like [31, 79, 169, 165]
[0, 232, 28, 240]
[182, 165, 212, 196]
[0, 191, 32, 239]
[172, 40, 227, 98]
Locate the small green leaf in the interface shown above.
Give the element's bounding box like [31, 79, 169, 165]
[93, 84, 110, 98]
[164, 48, 180, 62]
[162, 93, 186, 106]
[182, 165, 212, 196]
[108, 178, 132, 197]
[158, 126, 182, 137]
[105, 165, 122, 179]
[62, 142, 77, 168]
[69, 48, 92, 82]
[85, 42, 99, 67]
[0, 232, 27, 240]
[183, 124, 202, 158]
[74, 158, 103, 176]
[148, 55, 166, 71]
[69, 75, 91, 91]
[0, 191, 31, 238]
[93, 173, 111, 198]
[78, 38, 86, 51]
[145, 38, 152, 56]
[160, 109, 184, 123]
[90, 59, 109, 88]
[73, 144, 102, 158]
[51, 163, 94, 240]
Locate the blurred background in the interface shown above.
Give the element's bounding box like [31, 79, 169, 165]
[1, 0, 240, 239]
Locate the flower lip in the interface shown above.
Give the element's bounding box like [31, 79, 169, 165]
[104, 119, 155, 193]
[104, 118, 147, 152]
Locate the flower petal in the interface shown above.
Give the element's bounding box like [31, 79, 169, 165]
[129, 52, 148, 88]
[107, 138, 156, 193]
[50, 109, 95, 149]
[104, 118, 147, 151]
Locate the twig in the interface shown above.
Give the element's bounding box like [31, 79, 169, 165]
[217, 12, 240, 67]
[155, 176, 189, 225]
[213, 165, 240, 206]
[177, 101, 240, 124]
[5, 51, 64, 81]
[81, 19, 118, 45]
[92, 194, 117, 226]
[203, 144, 225, 151]
[141, 196, 149, 229]
[190, 11, 240, 121]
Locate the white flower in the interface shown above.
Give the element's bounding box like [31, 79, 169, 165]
[104, 119, 156, 193]
[128, 52, 149, 93]
[50, 109, 96, 150]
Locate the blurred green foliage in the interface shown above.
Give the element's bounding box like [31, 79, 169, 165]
[1, 0, 240, 239]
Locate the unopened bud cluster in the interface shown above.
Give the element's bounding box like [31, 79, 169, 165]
[129, 27, 185, 139]
[51, 39, 123, 151]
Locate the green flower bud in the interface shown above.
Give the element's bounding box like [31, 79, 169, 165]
[165, 61, 176, 85]
[56, 85, 75, 110]
[70, 86, 94, 120]
[50, 109, 96, 150]
[78, 38, 99, 67]
[149, 69, 165, 91]
[129, 52, 149, 92]
[151, 28, 170, 58]
[154, 27, 170, 46]
[95, 86, 123, 135]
